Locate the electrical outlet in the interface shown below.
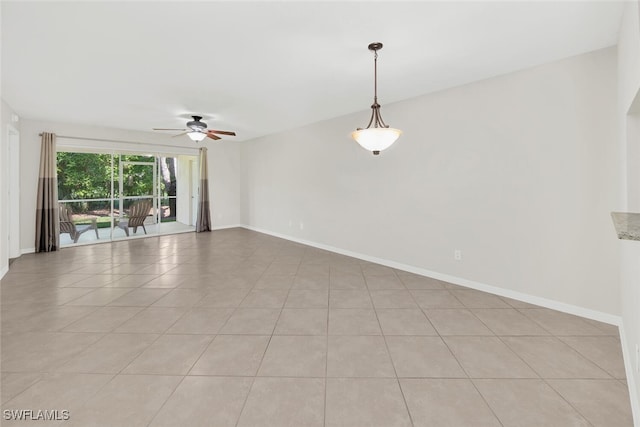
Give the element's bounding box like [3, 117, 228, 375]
[454, 250, 462, 261]
[299, 222, 304, 230]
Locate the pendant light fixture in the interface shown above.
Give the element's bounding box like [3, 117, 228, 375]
[352, 42, 402, 155]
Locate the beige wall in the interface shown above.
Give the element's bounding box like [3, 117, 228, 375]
[242, 47, 619, 318]
[618, 0, 640, 418]
[206, 139, 242, 229]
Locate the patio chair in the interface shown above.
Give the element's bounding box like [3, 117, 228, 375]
[115, 199, 152, 237]
[59, 204, 99, 243]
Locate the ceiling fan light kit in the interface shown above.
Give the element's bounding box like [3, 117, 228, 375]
[185, 116, 209, 142]
[153, 115, 236, 142]
[352, 42, 402, 155]
[188, 131, 207, 142]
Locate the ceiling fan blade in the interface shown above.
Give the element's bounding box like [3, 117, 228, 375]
[209, 129, 236, 136]
[153, 128, 187, 131]
[206, 133, 222, 141]
[172, 131, 190, 138]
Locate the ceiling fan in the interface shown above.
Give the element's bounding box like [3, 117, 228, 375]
[153, 116, 236, 142]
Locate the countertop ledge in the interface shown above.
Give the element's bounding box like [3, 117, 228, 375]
[611, 212, 640, 241]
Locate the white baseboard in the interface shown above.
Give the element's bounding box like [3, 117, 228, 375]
[21, 247, 35, 255]
[619, 323, 640, 426]
[240, 224, 621, 326]
[212, 224, 244, 231]
[0, 265, 8, 280]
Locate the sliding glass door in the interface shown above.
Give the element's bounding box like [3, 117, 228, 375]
[113, 154, 158, 240]
[56, 150, 198, 247]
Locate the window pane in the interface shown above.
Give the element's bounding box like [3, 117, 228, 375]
[57, 152, 112, 200]
[119, 162, 155, 197]
[160, 197, 177, 223]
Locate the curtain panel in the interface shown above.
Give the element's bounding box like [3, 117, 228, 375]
[196, 147, 211, 232]
[35, 132, 60, 252]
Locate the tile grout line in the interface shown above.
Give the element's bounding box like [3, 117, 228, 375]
[367, 268, 415, 427]
[399, 273, 507, 427]
[493, 329, 611, 426]
[143, 374, 188, 427]
[233, 247, 292, 427]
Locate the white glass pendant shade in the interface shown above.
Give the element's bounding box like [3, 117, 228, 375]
[351, 128, 402, 154]
[188, 131, 207, 142]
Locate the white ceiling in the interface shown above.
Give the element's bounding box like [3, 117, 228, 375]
[2, 1, 625, 142]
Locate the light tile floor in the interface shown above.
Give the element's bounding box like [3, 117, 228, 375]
[1, 228, 634, 426]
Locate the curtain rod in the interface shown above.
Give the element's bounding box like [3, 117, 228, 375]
[38, 133, 197, 151]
